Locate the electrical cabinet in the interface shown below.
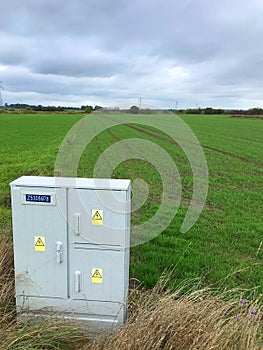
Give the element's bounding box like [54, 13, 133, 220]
[10, 176, 131, 333]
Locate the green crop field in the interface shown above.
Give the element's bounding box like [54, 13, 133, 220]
[0, 112, 262, 293]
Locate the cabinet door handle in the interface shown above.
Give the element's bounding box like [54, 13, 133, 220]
[56, 241, 63, 264]
[73, 213, 80, 235]
[74, 271, 81, 292]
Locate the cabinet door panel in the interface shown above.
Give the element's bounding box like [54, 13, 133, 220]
[68, 188, 128, 247]
[12, 187, 68, 298]
[70, 247, 125, 302]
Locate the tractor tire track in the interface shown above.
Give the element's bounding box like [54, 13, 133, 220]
[124, 124, 263, 169]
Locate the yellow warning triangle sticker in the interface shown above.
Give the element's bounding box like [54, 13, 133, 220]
[92, 269, 102, 279]
[35, 237, 45, 247]
[92, 211, 102, 220]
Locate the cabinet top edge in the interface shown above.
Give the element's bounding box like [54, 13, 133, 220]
[10, 176, 131, 191]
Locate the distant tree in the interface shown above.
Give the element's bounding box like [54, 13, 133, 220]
[84, 106, 92, 114]
[130, 105, 139, 114]
[203, 107, 214, 114]
[248, 107, 263, 115]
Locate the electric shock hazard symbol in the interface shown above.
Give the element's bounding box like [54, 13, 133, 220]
[92, 268, 103, 284]
[92, 210, 103, 225]
[34, 236, 46, 252]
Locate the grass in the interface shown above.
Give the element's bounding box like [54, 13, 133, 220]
[0, 236, 262, 349]
[90, 284, 263, 350]
[0, 112, 262, 293]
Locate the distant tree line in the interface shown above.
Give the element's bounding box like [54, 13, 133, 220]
[231, 107, 263, 115]
[80, 105, 103, 113]
[128, 106, 170, 114]
[3, 103, 103, 113]
[173, 107, 263, 115]
[179, 107, 225, 114]
[111, 105, 263, 115]
[2, 103, 263, 116]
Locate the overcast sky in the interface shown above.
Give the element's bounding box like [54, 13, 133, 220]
[1, 0, 263, 109]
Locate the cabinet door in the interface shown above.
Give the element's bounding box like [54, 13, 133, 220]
[70, 247, 125, 302]
[12, 187, 68, 298]
[68, 188, 129, 247]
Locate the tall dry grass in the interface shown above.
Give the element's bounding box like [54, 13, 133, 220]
[0, 236, 262, 350]
[89, 282, 263, 350]
[0, 235, 14, 321]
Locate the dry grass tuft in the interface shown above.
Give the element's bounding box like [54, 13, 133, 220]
[0, 236, 262, 349]
[0, 320, 89, 350]
[87, 281, 263, 350]
[0, 235, 15, 318]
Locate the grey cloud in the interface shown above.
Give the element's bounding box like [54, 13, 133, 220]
[0, 35, 29, 65]
[32, 55, 128, 78]
[1, 0, 263, 108]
